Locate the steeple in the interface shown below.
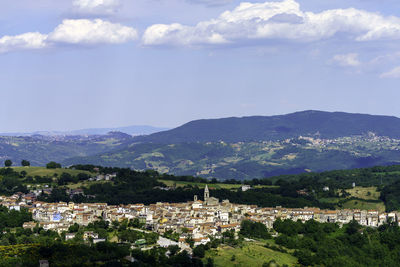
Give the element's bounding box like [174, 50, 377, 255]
[204, 184, 209, 201]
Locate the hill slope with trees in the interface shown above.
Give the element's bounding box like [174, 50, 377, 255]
[133, 110, 400, 143]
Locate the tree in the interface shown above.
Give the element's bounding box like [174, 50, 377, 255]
[46, 161, 61, 169]
[346, 220, 361, 235]
[4, 160, 12, 167]
[68, 223, 80, 233]
[168, 245, 180, 256]
[193, 244, 205, 258]
[21, 160, 30, 167]
[205, 257, 214, 267]
[58, 173, 73, 185]
[241, 220, 272, 239]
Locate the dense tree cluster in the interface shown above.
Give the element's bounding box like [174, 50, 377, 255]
[240, 220, 272, 239]
[380, 180, 400, 211]
[0, 168, 28, 195]
[46, 161, 61, 169]
[21, 160, 30, 167]
[0, 206, 32, 231]
[272, 219, 400, 266]
[4, 159, 12, 167]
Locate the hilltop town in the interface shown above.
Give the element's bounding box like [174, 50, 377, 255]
[1, 185, 399, 250]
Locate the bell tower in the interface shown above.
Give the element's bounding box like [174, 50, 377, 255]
[204, 185, 209, 201]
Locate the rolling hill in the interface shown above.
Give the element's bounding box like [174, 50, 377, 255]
[0, 125, 169, 137]
[62, 111, 400, 180]
[132, 110, 400, 143]
[0, 131, 134, 166]
[3, 110, 400, 180]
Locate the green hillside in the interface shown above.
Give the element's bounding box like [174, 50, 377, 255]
[205, 242, 297, 267]
[64, 135, 400, 180]
[134, 110, 400, 143]
[7, 166, 92, 177]
[0, 132, 132, 166]
[4, 111, 400, 180]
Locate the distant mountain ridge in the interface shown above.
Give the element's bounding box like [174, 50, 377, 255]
[4, 110, 400, 180]
[0, 125, 169, 137]
[133, 110, 400, 143]
[62, 110, 400, 180]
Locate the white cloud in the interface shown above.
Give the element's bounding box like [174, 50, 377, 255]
[0, 32, 48, 53]
[143, 23, 228, 46]
[0, 19, 138, 54]
[380, 66, 400, 78]
[332, 53, 361, 67]
[143, 0, 400, 46]
[73, 0, 120, 14]
[370, 52, 400, 65]
[48, 19, 138, 44]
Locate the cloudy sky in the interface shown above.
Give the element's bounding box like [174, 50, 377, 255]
[1, 0, 400, 132]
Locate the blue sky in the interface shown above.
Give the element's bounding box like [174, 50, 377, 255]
[1, 0, 400, 132]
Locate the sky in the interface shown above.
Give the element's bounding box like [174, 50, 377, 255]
[1, 0, 400, 132]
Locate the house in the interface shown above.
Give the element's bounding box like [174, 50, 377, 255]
[241, 185, 251, 192]
[93, 238, 106, 244]
[9, 205, 20, 211]
[193, 236, 210, 246]
[83, 231, 99, 240]
[158, 236, 179, 248]
[218, 223, 240, 233]
[23, 221, 37, 230]
[64, 233, 75, 241]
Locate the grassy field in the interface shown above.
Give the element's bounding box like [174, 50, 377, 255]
[319, 187, 385, 211]
[65, 180, 110, 189]
[204, 242, 297, 267]
[341, 199, 386, 212]
[346, 186, 380, 200]
[159, 180, 278, 190]
[5, 166, 92, 177]
[319, 197, 341, 204]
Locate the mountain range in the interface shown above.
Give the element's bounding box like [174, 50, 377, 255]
[0, 125, 169, 137]
[3, 110, 400, 180]
[133, 110, 400, 143]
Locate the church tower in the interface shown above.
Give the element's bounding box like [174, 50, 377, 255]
[204, 184, 209, 201]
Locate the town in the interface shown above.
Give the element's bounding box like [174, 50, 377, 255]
[1, 185, 399, 250]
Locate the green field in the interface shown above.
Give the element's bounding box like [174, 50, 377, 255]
[318, 197, 341, 204]
[341, 199, 385, 212]
[159, 180, 278, 190]
[204, 242, 297, 267]
[319, 187, 386, 211]
[65, 180, 110, 189]
[4, 167, 92, 177]
[346, 186, 380, 200]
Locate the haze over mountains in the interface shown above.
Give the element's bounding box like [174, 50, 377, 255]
[0, 125, 169, 137]
[3, 110, 400, 180]
[133, 110, 400, 143]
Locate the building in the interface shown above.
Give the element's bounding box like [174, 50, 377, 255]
[204, 185, 219, 205]
[241, 185, 251, 192]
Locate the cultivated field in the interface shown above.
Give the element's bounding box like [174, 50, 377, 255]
[346, 186, 381, 200]
[341, 199, 386, 212]
[159, 180, 278, 190]
[6, 166, 92, 177]
[204, 242, 297, 267]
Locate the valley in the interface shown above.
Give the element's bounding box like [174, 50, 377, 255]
[4, 111, 400, 181]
